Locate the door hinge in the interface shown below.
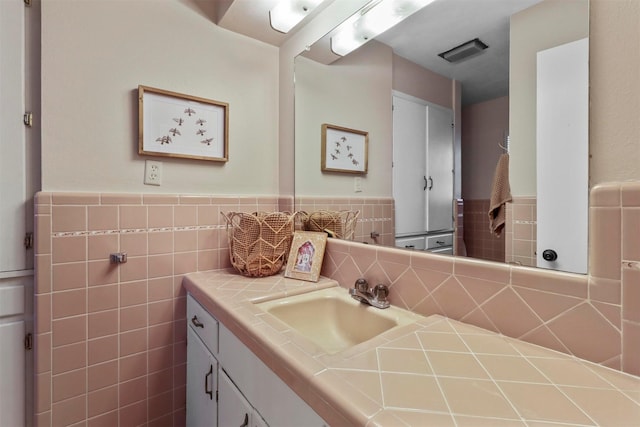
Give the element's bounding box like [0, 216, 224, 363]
[24, 0, 31, 6]
[215, 390, 218, 402]
[23, 112, 33, 127]
[24, 333, 33, 350]
[24, 232, 34, 249]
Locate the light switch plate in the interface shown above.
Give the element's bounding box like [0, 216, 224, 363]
[354, 177, 362, 192]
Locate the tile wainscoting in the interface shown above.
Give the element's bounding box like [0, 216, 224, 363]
[33, 193, 277, 426]
[294, 196, 395, 246]
[33, 182, 639, 426]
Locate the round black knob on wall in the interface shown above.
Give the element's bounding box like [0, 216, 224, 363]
[542, 249, 558, 261]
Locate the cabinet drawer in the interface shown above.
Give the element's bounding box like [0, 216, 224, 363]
[426, 233, 453, 249]
[187, 294, 219, 355]
[395, 236, 425, 250]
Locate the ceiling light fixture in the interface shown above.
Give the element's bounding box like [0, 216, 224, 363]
[330, 0, 436, 57]
[269, 0, 324, 34]
[438, 38, 488, 63]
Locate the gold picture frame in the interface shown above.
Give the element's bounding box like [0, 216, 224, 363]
[138, 85, 229, 162]
[321, 123, 368, 174]
[284, 231, 328, 282]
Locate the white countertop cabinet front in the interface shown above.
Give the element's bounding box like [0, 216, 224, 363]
[218, 369, 268, 427]
[187, 294, 328, 427]
[187, 327, 218, 426]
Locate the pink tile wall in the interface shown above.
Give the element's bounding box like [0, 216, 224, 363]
[505, 196, 537, 267]
[33, 183, 640, 426]
[33, 192, 280, 427]
[462, 199, 505, 262]
[321, 182, 640, 376]
[295, 196, 394, 246]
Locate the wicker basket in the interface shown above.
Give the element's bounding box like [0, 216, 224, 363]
[222, 211, 296, 277]
[301, 210, 359, 240]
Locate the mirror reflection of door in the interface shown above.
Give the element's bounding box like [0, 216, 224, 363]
[393, 92, 454, 253]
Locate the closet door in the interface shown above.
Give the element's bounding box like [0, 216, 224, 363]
[392, 94, 427, 236]
[1, 0, 27, 273]
[0, 1, 32, 425]
[426, 105, 454, 232]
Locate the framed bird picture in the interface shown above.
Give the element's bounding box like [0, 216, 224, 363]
[321, 123, 368, 174]
[138, 85, 229, 162]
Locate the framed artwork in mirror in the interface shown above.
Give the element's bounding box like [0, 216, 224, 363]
[321, 123, 368, 174]
[138, 85, 229, 162]
[284, 231, 328, 282]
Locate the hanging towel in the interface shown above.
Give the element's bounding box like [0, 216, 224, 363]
[488, 153, 512, 237]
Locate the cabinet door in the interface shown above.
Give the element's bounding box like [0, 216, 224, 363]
[187, 327, 217, 427]
[1, 0, 28, 272]
[218, 369, 252, 427]
[393, 94, 427, 235]
[0, 320, 25, 427]
[426, 105, 454, 232]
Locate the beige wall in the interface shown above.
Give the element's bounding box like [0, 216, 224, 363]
[392, 54, 453, 110]
[462, 96, 510, 200]
[294, 41, 393, 197]
[589, 0, 640, 185]
[279, 0, 370, 197]
[41, 0, 279, 195]
[39, 0, 640, 197]
[509, 0, 589, 196]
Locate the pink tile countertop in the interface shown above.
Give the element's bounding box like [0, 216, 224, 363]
[183, 270, 640, 426]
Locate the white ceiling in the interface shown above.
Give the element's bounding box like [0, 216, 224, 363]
[376, 0, 542, 105]
[216, 0, 334, 47]
[217, 0, 543, 106]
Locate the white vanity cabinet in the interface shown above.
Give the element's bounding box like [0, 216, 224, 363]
[218, 369, 268, 427]
[187, 295, 219, 426]
[187, 327, 218, 426]
[186, 294, 328, 427]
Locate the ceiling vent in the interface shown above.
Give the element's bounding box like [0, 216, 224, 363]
[438, 38, 488, 63]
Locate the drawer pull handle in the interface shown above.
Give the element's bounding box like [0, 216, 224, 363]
[436, 240, 445, 245]
[191, 315, 204, 328]
[205, 364, 214, 400]
[240, 413, 249, 427]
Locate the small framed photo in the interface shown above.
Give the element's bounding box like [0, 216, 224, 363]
[138, 85, 229, 162]
[284, 231, 328, 282]
[321, 123, 368, 174]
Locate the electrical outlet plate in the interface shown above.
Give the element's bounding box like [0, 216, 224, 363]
[144, 160, 162, 186]
[354, 177, 362, 192]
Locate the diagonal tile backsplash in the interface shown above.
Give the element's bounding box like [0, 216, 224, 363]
[321, 182, 640, 376]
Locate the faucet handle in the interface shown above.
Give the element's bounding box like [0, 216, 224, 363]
[372, 284, 389, 301]
[354, 278, 369, 293]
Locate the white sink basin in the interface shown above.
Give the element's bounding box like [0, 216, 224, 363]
[255, 287, 419, 354]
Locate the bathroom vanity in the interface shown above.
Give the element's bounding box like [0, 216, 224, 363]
[186, 294, 327, 427]
[184, 270, 640, 426]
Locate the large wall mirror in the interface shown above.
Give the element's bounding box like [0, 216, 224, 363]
[294, 0, 589, 274]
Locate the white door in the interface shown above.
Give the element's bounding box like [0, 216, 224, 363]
[1, 1, 33, 425]
[393, 95, 427, 235]
[536, 38, 589, 274]
[426, 105, 454, 232]
[186, 327, 218, 426]
[1, 0, 27, 272]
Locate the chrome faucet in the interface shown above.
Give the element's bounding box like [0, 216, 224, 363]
[349, 278, 390, 309]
